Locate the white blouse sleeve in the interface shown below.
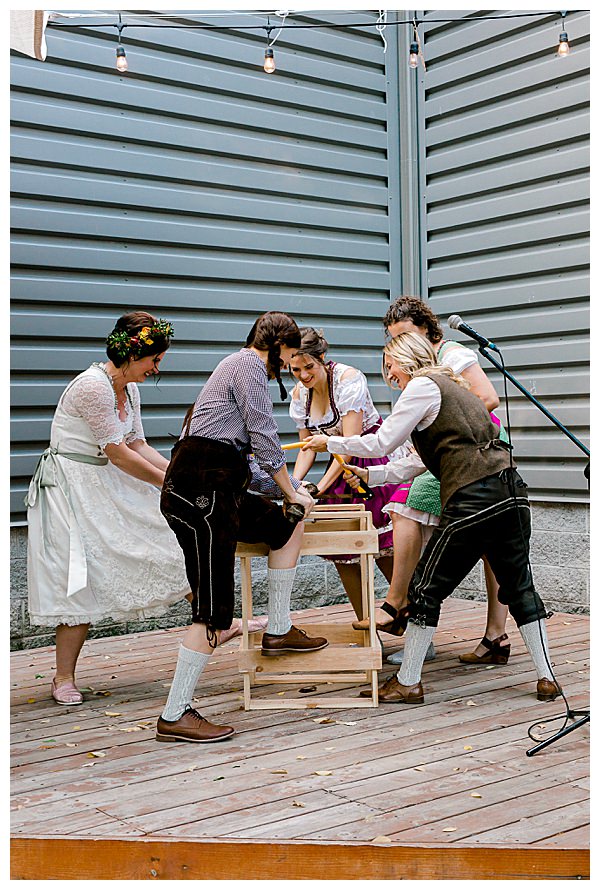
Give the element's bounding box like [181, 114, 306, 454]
[125, 384, 146, 444]
[62, 376, 125, 448]
[289, 385, 308, 430]
[336, 369, 369, 416]
[439, 343, 479, 376]
[326, 377, 441, 459]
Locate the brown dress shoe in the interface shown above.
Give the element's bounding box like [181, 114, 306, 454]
[360, 674, 424, 703]
[537, 678, 561, 702]
[156, 706, 235, 743]
[261, 625, 328, 656]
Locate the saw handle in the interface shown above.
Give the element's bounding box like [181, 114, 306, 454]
[331, 453, 374, 500]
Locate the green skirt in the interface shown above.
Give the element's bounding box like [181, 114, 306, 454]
[405, 420, 509, 518]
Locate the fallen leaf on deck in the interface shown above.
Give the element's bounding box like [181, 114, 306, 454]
[414, 766, 425, 772]
[453, 768, 461, 772]
[39, 745, 57, 750]
[40, 720, 50, 724]
[94, 691, 112, 697]
[104, 711, 122, 717]
[291, 801, 305, 808]
[73, 726, 81, 730]
[336, 720, 357, 726]
[449, 698, 462, 703]
[296, 756, 307, 760]
[34, 674, 45, 679]
[563, 621, 571, 625]
[470, 793, 482, 798]
[314, 770, 333, 776]
[313, 717, 335, 724]
[466, 700, 476, 707]
[485, 665, 495, 670]
[43, 739, 56, 743]
[324, 747, 336, 751]
[464, 745, 473, 751]
[277, 691, 286, 695]
[271, 769, 288, 774]
[442, 827, 457, 833]
[26, 698, 36, 704]
[371, 835, 392, 844]
[87, 751, 106, 758]
[408, 728, 415, 734]
[65, 743, 77, 748]
[566, 660, 576, 664]
[117, 726, 142, 733]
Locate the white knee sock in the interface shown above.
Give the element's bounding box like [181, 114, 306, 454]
[161, 644, 211, 721]
[397, 622, 436, 686]
[266, 566, 295, 635]
[519, 619, 553, 680]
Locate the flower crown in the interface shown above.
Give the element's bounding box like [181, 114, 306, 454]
[106, 319, 174, 360]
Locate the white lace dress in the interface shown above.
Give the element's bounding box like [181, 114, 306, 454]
[26, 363, 189, 627]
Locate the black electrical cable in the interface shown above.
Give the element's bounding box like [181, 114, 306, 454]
[46, 11, 585, 32]
[495, 348, 577, 747]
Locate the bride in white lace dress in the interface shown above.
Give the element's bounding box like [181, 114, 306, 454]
[26, 313, 191, 705]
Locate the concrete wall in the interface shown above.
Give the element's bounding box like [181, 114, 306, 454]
[11, 500, 589, 650]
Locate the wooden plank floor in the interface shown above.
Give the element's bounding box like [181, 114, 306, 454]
[11, 599, 590, 880]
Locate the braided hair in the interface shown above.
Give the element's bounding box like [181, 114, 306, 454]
[245, 311, 301, 400]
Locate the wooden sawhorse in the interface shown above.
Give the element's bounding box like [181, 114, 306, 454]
[235, 503, 381, 709]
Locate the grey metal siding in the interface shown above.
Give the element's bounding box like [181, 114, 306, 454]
[417, 10, 590, 501]
[10, 12, 400, 520]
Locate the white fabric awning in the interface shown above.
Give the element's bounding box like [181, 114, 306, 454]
[10, 10, 49, 61]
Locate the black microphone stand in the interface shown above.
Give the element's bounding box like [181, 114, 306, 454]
[478, 345, 589, 756]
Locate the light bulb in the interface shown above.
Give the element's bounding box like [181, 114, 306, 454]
[116, 45, 128, 72]
[409, 41, 419, 69]
[264, 47, 276, 74]
[557, 31, 570, 56]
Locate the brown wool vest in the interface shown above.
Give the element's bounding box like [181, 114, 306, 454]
[411, 372, 513, 508]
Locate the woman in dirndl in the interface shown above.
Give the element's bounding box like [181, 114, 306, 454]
[289, 328, 411, 623]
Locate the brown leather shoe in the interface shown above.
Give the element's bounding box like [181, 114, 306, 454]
[360, 674, 424, 703]
[156, 706, 235, 743]
[537, 678, 561, 702]
[261, 625, 328, 656]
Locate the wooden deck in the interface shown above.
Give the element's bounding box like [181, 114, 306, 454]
[11, 599, 590, 880]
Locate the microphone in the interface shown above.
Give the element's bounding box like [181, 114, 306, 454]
[447, 315, 500, 352]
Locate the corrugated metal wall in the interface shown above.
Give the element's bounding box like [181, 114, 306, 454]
[417, 9, 590, 501]
[10, 11, 400, 521]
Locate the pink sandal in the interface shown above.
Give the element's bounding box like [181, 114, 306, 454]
[51, 679, 84, 706]
[219, 616, 268, 645]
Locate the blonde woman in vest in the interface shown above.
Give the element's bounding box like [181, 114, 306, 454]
[367, 296, 510, 668]
[303, 331, 559, 704]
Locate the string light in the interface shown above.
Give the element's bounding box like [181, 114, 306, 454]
[115, 14, 128, 72]
[264, 46, 276, 74]
[44, 11, 585, 73]
[557, 11, 570, 56]
[263, 18, 276, 74]
[409, 41, 419, 69]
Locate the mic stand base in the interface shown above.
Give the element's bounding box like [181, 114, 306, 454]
[526, 710, 590, 757]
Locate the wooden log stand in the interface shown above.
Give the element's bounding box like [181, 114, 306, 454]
[235, 503, 381, 709]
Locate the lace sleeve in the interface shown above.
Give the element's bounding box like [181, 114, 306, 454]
[62, 375, 125, 448]
[125, 384, 146, 444]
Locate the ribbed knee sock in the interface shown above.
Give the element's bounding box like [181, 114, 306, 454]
[519, 619, 553, 680]
[161, 644, 211, 721]
[397, 622, 436, 687]
[266, 566, 295, 635]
